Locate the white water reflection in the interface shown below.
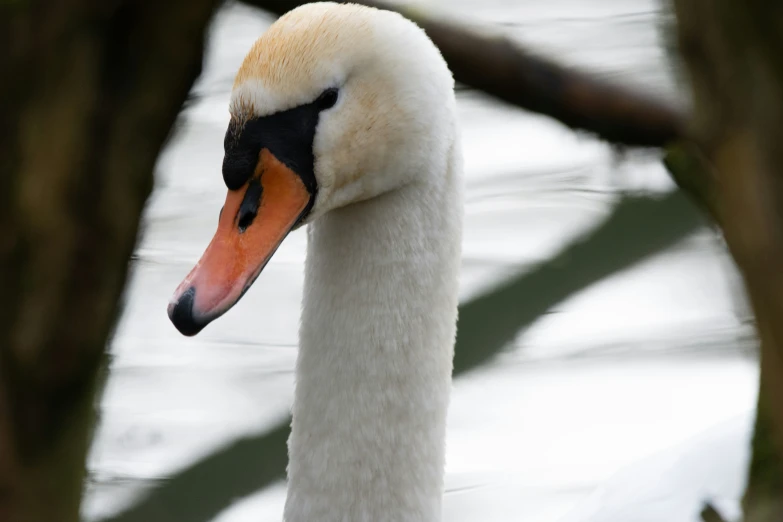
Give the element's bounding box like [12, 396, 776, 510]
[84, 1, 758, 521]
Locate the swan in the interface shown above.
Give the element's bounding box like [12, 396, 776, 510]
[167, 3, 463, 520]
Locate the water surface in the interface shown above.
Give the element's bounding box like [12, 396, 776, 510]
[85, 2, 758, 521]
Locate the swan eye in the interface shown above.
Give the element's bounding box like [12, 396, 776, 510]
[317, 88, 339, 110]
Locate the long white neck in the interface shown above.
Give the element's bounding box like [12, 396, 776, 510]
[283, 138, 463, 522]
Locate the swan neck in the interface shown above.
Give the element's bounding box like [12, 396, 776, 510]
[284, 147, 462, 521]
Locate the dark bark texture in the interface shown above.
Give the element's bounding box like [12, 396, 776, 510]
[0, 1, 218, 520]
[672, 2, 783, 520]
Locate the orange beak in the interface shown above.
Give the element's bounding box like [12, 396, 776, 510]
[167, 148, 311, 336]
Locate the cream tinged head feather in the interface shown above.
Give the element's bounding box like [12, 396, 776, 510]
[230, 2, 457, 220]
[169, 3, 463, 521]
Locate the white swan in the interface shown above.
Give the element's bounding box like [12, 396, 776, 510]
[168, 3, 463, 520]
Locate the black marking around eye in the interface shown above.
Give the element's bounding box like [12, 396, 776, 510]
[221, 88, 339, 196]
[222, 119, 257, 191]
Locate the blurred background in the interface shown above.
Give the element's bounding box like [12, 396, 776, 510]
[77, 1, 759, 521]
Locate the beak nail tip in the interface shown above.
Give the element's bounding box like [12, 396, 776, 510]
[168, 286, 206, 337]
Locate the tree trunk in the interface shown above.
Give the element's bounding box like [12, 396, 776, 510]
[0, 1, 218, 520]
[671, 2, 783, 520]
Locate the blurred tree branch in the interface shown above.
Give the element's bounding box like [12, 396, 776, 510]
[105, 190, 705, 522]
[454, 191, 704, 373]
[0, 1, 218, 520]
[244, 0, 686, 148]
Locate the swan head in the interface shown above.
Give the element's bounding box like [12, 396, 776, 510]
[168, 2, 455, 336]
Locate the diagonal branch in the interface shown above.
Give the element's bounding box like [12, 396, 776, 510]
[240, 0, 686, 148]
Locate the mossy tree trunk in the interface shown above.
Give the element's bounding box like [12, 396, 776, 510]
[671, 2, 783, 520]
[0, 1, 218, 520]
